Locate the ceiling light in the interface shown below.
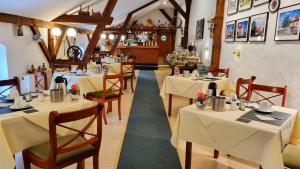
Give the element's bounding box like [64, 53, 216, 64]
[101, 33, 107, 39]
[67, 28, 77, 37]
[51, 27, 62, 37]
[163, 1, 168, 5]
[109, 34, 115, 40]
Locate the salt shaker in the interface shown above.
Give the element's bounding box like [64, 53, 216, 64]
[239, 99, 246, 111]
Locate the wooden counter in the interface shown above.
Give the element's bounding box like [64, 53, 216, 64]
[115, 46, 159, 65]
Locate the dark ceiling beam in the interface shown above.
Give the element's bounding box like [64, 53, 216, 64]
[82, 0, 118, 66]
[52, 14, 113, 25]
[159, 9, 172, 22]
[169, 0, 187, 18]
[0, 12, 93, 34]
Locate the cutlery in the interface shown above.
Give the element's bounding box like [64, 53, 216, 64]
[253, 113, 282, 120]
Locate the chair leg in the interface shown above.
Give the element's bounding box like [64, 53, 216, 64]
[133, 70, 136, 79]
[118, 98, 121, 120]
[107, 101, 112, 113]
[259, 165, 263, 169]
[23, 154, 31, 169]
[124, 79, 128, 90]
[130, 77, 134, 93]
[102, 105, 107, 125]
[77, 160, 85, 169]
[93, 154, 99, 169]
[214, 149, 219, 159]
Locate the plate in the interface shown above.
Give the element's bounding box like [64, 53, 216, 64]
[5, 97, 15, 102]
[255, 108, 273, 114]
[9, 104, 31, 110]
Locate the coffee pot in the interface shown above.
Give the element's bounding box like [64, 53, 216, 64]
[54, 76, 68, 96]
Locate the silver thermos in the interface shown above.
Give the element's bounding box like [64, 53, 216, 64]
[54, 76, 68, 96]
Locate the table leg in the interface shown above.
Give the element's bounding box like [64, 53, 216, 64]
[168, 94, 173, 116]
[189, 98, 194, 105]
[185, 142, 192, 169]
[214, 149, 219, 159]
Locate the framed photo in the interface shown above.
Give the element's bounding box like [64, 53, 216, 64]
[195, 18, 205, 39]
[225, 21, 236, 42]
[235, 17, 250, 42]
[228, 0, 239, 15]
[253, 0, 269, 7]
[275, 4, 300, 41]
[239, 0, 252, 11]
[249, 13, 269, 42]
[269, 0, 281, 13]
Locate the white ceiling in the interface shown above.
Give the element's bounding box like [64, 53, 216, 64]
[0, 0, 184, 29]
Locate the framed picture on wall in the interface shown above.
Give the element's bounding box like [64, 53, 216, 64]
[235, 17, 250, 42]
[225, 21, 236, 42]
[253, 0, 269, 7]
[275, 4, 300, 41]
[239, 0, 252, 12]
[195, 18, 205, 39]
[249, 13, 269, 42]
[228, 0, 239, 15]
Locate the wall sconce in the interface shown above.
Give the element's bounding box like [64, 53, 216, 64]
[233, 49, 241, 57]
[51, 27, 62, 39]
[109, 34, 115, 40]
[101, 33, 107, 39]
[67, 28, 77, 45]
[207, 17, 215, 39]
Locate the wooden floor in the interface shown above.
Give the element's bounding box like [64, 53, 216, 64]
[15, 68, 260, 169]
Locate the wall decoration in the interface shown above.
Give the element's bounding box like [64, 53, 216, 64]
[225, 21, 236, 42]
[249, 13, 269, 42]
[161, 34, 167, 41]
[275, 4, 300, 41]
[228, 0, 239, 15]
[195, 18, 205, 39]
[269, 0, 280, 13]
[235, 17, 250, 42]
[253, 0, 269, 7]
[239, 0, 252, 11]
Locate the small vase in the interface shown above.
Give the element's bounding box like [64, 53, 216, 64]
[70, 90, 80, 102]
[196, 99, 206, 109]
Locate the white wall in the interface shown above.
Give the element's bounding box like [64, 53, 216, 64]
[188, 0, 217, 65]
[136, 9, 174, 26]
[220, 0, 300, 109]
[0, 22, 49, 78]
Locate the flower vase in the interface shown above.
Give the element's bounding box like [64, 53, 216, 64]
[196, 99, 206, 109]
[70, 90, 80, 102]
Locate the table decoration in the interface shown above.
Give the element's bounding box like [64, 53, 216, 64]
[195, 91, 206, 109]
[70, 83, 80, 102]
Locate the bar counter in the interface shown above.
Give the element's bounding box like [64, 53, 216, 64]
[116, 45, 159, 65]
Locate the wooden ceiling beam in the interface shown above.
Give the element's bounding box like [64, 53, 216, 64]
[159, 9, 172, 22]
[82, 0, 118, 66]
[52, 14, 113, 25]
[54, 28, 66, 57]
[29, 26, 52, 63]
[0, 12, 93, 34]
[169, 0, 187, 18]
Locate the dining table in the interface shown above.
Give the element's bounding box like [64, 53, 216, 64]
[160, 75, 235, 116]
[0, 95, 97, 169]
[171, 103, 298, 169]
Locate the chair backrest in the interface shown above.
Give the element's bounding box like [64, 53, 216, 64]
[0, 77, 20, 96]
[121, 62, 134, 76]
[236, 76, 256, 101]
[209, 68, 230, 78]
[33, 71, 48, 91]
[249, 84, 287, 107]
[48, 104, 103, 163]
[103, 73, 123, 100]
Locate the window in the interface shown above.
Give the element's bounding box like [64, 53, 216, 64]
[0, 44, 8, 80]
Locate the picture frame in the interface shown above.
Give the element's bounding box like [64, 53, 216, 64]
[235, 17, 250, 42]
[225, 21, 236, 42]
[275, 3, 300, 41]
[249, 12, 269, 42]
[253, 0, 269, 7]
[239, 0, 252, 12]
[228, 0, 239, 15]
[195, 18, 205, 39]
[269, 0, 281, 13]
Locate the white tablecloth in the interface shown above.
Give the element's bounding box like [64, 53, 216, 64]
[0, 97, 97, 169]
[171, 104, 298, 169]
[160, 75, 235, 99]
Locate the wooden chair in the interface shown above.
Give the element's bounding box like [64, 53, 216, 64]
[22, 104, 103, 169]
[0, 77, 20, 96]
[236, 76, 256, 100]
[86, 73, 123, 125]
[209, 68, 230, 78]
[127, 55, 136, 79]
[121, 62, 135, 93]
[249, 84, 287, 107]
[33, 71, 48, 91]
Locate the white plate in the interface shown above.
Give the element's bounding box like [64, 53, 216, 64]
[255, 108, 273, 114]
[9, 104, 31, 110]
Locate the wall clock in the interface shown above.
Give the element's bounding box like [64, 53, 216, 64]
[161, 34, 167, 41]
[269, 0, 280, 13]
